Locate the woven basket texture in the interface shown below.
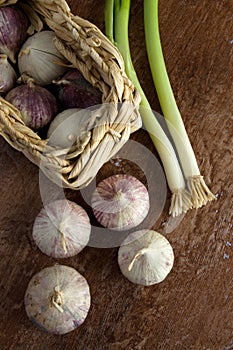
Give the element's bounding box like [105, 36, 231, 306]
[0, 0, 141, 188]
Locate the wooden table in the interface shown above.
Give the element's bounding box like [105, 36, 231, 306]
[0, 1, 232, 349]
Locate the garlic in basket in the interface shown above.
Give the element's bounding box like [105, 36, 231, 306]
[53, 68, 102, 109]
[47, 108, 85, 148]
[91, 174, 150, 231]
[118, 229, 174, 285]
[0, 6, 28, 63]
[18, 30, 67, 86]
[0, 54, 17, 95]
[5, 78, 58, 130]
[33, 199, 91, 258]
[24, 265, 91, 334]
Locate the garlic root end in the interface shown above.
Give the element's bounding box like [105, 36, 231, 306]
[128, 248, 148, 271]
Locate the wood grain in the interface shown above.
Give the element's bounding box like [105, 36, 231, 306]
[0, 1, 232, 349]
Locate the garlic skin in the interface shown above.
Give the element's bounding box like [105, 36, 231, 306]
[0, 54, 17, 95]
[24, 265, 91, 334]
[91, 174, 150, 231]
[47, 108, 86, 148]
[33, 199, 91, 258]
[53, 68, 102, 109]
[118, 229, 174, 285]
[5, 80, 58, 130]
[0, 6, 28, 63]
[18, 31, 67, 86]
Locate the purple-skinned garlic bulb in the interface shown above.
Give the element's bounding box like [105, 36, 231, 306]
[5, 78, 58, 130]
[118, 229, 174, 285]
[91, 174, 150, 231]
[0, 6, 28, 63]
[53, 68, 102, 109]
[24, 265, 91, 334]
[33, 199, 91, 258]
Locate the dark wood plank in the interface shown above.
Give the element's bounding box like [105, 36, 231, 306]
[0, 1, 232, 349]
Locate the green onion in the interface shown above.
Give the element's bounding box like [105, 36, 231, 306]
[143, 0, 216, 208]
[105, 0, 192, 217]
[104, 0, 114, 44]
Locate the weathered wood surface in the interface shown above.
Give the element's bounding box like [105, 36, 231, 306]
[0, 1, 232, 349]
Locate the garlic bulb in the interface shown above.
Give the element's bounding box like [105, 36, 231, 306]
[24, 265, 91, 334]
[5, 79, 58, 130]
[18, 31, 67, 86]
[118, 229, 174, 285]
[0, 6, 28, 63]
[91, 174, 150, 231]
[0, 54, 17, 95]
[53, 68, 102, 109]
[47, 108, 86, 148]
[33, 199, 91, 258]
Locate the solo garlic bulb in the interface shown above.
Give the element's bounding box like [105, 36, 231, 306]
[18, 31, 67, 86]
[118, 229, 174, 285]
[0, 6, 28, 63]
[47, 108, 86, 148]
[0, 54, 17, 95]
[24, 265, 91, 334]
[91, 174, 150, 231]
[53, 68, 102, 109]
[5, 79, 58, 130]
[33, 199, 91, 258]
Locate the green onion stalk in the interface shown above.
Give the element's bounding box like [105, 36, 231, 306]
[143, 0, 216, 208]
[105, 0, 192, 217]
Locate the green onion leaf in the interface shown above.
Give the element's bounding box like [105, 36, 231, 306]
[143, 0, 216, 208]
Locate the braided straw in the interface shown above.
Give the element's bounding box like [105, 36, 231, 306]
[0, 0, 141, 188]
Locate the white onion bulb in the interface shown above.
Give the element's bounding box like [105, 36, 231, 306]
[24, 265, 91, 334]
[33, 199, 91, 258]
[118, 229, 174, 285]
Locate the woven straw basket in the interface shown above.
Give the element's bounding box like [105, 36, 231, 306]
[0, 0, 141, 188]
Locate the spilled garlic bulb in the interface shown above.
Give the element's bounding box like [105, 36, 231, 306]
[118, 229, 174, 285]
[24, 265, 91, 334]
[91, 174, 150, 231]
[33, 199, 91, 258]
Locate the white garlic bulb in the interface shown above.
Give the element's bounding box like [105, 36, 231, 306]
[24, 265, 91, 334]
[33, 199, 91, 258]
[47, 108, 89, 148]
[18, 31, 67, 86]
[118, 229, 174, 285]
[91, 174, 150, 231]
[0, 54, 17, 95]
